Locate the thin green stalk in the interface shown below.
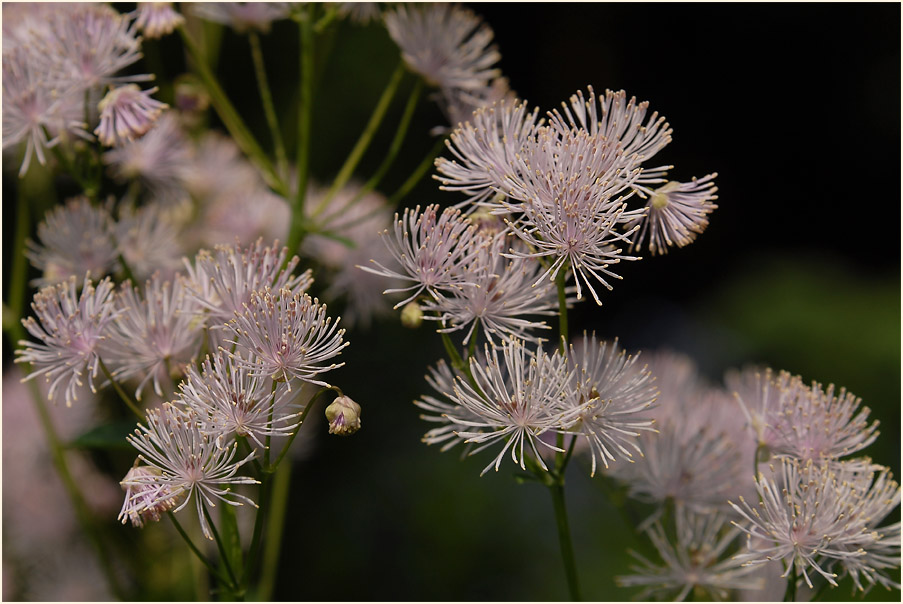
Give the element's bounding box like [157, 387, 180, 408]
[243, 473, 272, 587]
[286, 13, 316, 256]
[263, 380, 279, 470]
[318, 78, 423, 229]
[556, 266, 569, 354]
[549, 482, 581, 601]
[257, 459, 292, 601]
[248, 31, 288, 181]
[201, 504, 241, 595]
[178, 26, 287, 197]
[388, 135, 447, 206]
[97, 357, 144, 420]
[167, 511, 234, 590]
[784, 564, 798, 601]
[267, 387, 327, 472]
[310, 61, 406, 219]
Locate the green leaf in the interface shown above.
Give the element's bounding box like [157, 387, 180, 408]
[67, 421, 137, 450]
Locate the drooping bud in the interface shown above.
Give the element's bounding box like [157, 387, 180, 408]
[400, 301, 423, 328]
[325, 395, 362, 436]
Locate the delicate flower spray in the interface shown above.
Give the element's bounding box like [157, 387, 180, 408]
[5, 2, 898, 602]
[366, 3, 900, 602]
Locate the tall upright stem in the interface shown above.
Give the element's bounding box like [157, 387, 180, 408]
[286, 12, 315, 256]
[318, 78, 423, 229]
[257, 459, 292, 601]
[310, 62, 406, 219]
[248, 31, 289, 181]
[179, 26, 287, 197]
[549, 482, 581, 601]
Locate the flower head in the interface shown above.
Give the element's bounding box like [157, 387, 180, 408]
[628, 174, 719, 255]
[114, 202, 185, 281]
[104, 275, 204, 400]
[26, 196, 118, 287]
[191, 2, 290, 33]
[125, 403, 258, 540]
[618, 510, 762, 600]
[118, 464, 184, 528]
[104, 112, 192, 201]
[227, 288, 349, 388]
[15, 276, 120, 406]
[415, 359, 485, 452]
[95, 85, 168, 147]
[2, 46, 87, 176]
[384, 4, 501, 93]
[30, 3, 147, 93]
[184, 238, 312, 329]
[566, 335, 658, 476]
[450, 339, 585, 475]
[421, 232, 557, 345]
[179, 351, 300, 449]
[730, 458, 899, 589]
[435, 98, 542, 206]
[360, 204, 488, 308]
[730, 367, 880, 464]
[134, 2, 184, 39]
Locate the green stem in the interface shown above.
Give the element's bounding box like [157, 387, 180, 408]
[178, 26, 287, 197]
[257, 459, 292, 601]
[267, 387, 327, 472]
[388, 135, 447, 206]
[244, 473, 272, 588]
[286, 13, 316, 256]
[201, 504, 240, 595]
[310, 61, 406, 219]
[97, 357, 144, 420]
[167, 511, 234, 590]
[263, 381, 279, 470]
[784, 563, 798, 601]
[549, 482, 581, 601]
[317, 78, 423, 229]
[248, 31, 289, 182]
[556, 266, 569, 355]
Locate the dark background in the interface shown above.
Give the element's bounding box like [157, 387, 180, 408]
[3, 3, 900, 601]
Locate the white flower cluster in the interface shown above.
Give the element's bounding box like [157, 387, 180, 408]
[15, 239, 354, 537]
[1, 3, 170, 175]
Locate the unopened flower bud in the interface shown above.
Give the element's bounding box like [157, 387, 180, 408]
[401, 301, 423, 328]
[325, 395, 361, 436]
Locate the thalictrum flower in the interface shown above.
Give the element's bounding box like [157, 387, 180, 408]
[384, 3, 501, 93]
[360, 204, 488, 308]
[565, 335, 658, 476]
[617, 510, 761, 600]
[227, 288, 348, 388]
[25, 196, 118, 287]
[178, 351, 300, 449]
[15, 276, 120, 407]
[134, 2, 184, 39]
[105, 275, 204, 400]
[95, 85, 168, 147]
[451, 339, 586, 476]
[125, 403, 258, 540]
